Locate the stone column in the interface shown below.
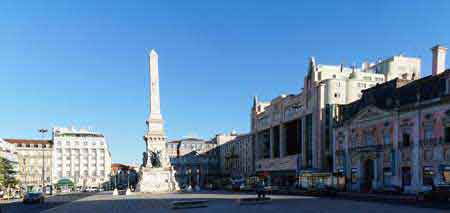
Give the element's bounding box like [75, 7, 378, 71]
[301, 118, 307, 167]
[392, 113, 401, 187]
[280, 124, 286, 157]
[411, 112, 422, 192]
[270, 128, 275, 158]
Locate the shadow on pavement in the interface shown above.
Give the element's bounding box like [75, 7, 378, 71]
[0, 192, 96, 213]
[38, 191, 448, 213]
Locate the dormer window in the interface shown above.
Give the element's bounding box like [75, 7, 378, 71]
[402, 73, 408, 80]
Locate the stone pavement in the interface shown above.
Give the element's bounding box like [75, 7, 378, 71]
[41, 191, 448, 213]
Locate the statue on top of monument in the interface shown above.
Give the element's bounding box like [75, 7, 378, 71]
[142, 152, 148, 167]
[150, 150, 162, 168]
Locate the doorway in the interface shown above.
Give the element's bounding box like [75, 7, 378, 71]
[362, 159, 374, 192]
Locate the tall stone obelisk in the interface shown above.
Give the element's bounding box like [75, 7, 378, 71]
[136, 49, 178, 193]
[145, 49, 169, 168]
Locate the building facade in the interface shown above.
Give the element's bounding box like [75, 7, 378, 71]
[252, 54, 421, 188]
[334, 45, 450, 194]
[51, 127, 112, 189]
[220, 133, 254, 179]
[167, 138, 217, 189]
[4, 139, 53, 191]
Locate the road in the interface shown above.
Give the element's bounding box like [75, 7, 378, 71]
[0, 192, 95, 213]
[35, 191, 447, 213]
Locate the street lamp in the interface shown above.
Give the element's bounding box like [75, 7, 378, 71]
[38, 128, 48, 193]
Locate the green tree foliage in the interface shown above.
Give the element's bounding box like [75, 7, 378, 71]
[0, 157, 18, 188]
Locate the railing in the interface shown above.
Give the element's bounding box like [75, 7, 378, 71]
[349, 144, 384, 153]
[420, 137, 447, 147]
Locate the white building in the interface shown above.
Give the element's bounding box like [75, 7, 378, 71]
[51, 127, 112, 189]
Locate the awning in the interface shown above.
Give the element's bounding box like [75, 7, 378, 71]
[56, 178, 74, 187]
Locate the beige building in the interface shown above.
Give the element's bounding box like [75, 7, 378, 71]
[166, 138, 217, 188]
[221, 133, 254, 178]
[252, 54, 421, 188]
[5, 139, 53, 190]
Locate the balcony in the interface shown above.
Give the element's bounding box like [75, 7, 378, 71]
[420, 137, 447, 147]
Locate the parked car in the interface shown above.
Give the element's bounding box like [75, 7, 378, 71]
[417, 184, 450, 201]
[231, 177, 245, 191]
[377, 185, 402, 195]
[23, 192, 45, 204]
[311, 183, 337, 196]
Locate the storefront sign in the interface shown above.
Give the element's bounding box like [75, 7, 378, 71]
[256, 155, 298, 171]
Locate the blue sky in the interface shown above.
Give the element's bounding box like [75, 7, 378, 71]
[1, 0, 449, 164]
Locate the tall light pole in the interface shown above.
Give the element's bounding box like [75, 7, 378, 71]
[38, 128, 48, 193]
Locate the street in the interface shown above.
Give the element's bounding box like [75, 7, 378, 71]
[0, 191, 441, 213]
[0, 192, 95, 213]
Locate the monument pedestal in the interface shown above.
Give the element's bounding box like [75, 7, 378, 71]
[136, 167, 179, 193]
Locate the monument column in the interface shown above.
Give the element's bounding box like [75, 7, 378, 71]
[137, 49, 179, 193]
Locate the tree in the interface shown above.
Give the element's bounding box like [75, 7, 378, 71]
[0, 157, 18, 189]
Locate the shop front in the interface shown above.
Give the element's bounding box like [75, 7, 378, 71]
[255, 155, 299, 189]
[298, 169, 332, 189]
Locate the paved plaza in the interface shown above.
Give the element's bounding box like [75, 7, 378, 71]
[0, 192, 95, 213]
[7, 191, 438, 213]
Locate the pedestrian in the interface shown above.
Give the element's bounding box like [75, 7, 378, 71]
[256, 181, 266, 199]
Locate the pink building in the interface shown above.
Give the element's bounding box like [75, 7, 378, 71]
[334, 45, 450, 194]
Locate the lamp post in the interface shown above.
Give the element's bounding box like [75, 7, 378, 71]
[38, 128, 48, 193]
[125, 170, 132, 195]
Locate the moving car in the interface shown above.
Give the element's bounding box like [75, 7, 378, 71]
[23, 192, 45, 204]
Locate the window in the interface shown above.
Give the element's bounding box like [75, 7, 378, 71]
[92, 142, 96, 146]
[383, 131, 390, 145]
[444, 149, 450, 161]
[402, 133, 411, 147]
[424, 149, 433, 161]
[365, 133, 374, 146]
[334, 93, 340, 98]
[423, 167, 434, 186]
[84, 141, 88, 146]
[424, 126, 433, 140]
[445, 127, 450, 142]
[57, 141, 62, 146]
[66, 141, 70, 146]
[26, 144, 30, 148]
[402, 73, 408, 80]
[402, 167, 411, 186]
[34, 144, 38, 148]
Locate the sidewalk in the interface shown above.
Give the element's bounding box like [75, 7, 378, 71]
[336, 192, 417, 203]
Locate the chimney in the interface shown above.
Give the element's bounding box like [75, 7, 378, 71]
[362, 61, 369, 72]
[432, 45, 447, 76]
